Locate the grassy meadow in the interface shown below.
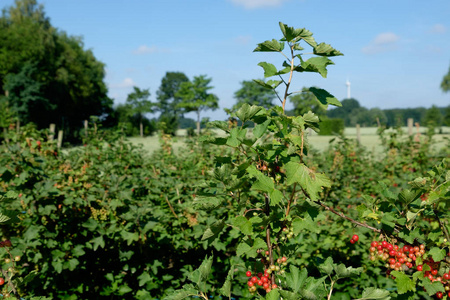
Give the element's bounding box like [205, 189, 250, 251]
[127, 126, 450, 156]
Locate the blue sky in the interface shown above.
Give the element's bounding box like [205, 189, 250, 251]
[3, 0, 450, 121]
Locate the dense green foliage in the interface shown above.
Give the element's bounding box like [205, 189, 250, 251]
[319, 118, 344, 135]
[0, 19, 449, 300]
[0, 0, 112, 142]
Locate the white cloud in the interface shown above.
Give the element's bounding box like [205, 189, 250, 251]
[362, 32, 400, 54]
[229, 0, 289, 9]
[429, 24, 447, 34]
[109, 78, 136, 89]
[132, 45, 169, 55]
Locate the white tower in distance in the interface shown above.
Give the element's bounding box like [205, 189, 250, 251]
[345, 79, 351, 99]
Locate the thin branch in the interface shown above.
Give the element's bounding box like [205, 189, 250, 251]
[434, 209, 450, 243]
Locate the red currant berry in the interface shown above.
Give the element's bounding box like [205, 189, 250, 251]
[436, 291, 443, 299]
[247, 281, 254, 287]
[371, 241, 378, 247]
[257, 272, 263, 278]
[0, 277, 4, 285]
[246, 271, 252, 277]
[417, 265, 423, 271]
[443, 273, 450, 280]
[350, 239, 356, 244]
[251, 276, 258, 283]
[432, 269, 438, 276]
[352, 234, 359, 242]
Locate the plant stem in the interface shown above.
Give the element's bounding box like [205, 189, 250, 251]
[434, 209, 450, 243]
[282, 44, 295, 113]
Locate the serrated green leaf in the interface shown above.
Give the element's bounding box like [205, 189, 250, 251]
[284, 161, 331, 201]
[318, 257, 334, 275]
[254, 39, 284, 52]
[219, 266, 235, 297]
[285, 265, 307, 293]
[297, 56, 335, 78]
[247, 165, 274, 193]
[232, 216, 253, 235]
[163, 284, 199, 300]
[390, 271, 416, 294]
[201, 219, 225, 241]
[308, 87, 341, 107]
[422, 278, 445, 296]
[258, 62, 278, 78]
[333, 264, 363, 279]
[398, 189, 422, 204]
[313, 42, 343, 56]
[253, 79, 282, 90]
[253, 119, 271, 139]
[265, 288, 280, 300]
[428, 247, 446, 261]
[357, 287, 391, 300]
[235, 103, 263, 123]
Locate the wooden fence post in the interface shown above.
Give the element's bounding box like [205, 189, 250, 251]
[356, 124, 361, 144]
[84, 120, 88, 138]
[57, 130, 63, 148]
[407, 118, 413, 136]
[49, 123, 56, 141]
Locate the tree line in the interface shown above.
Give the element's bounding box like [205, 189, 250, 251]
[1, 0, 449, 143]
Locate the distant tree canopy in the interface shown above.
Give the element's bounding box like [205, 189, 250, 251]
[232, 80, 276, 111]
[441, 64, 450, 93]
[289, 87, 327, 118]
[325, 98, 446, 128]
[0, 0, 112, 141]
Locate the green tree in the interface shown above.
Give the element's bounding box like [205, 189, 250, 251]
[156, 71, 189, 117]
[126, 86, 153, 137]
[176, 75, 219, 135]
[3, 62, 50, 123]
[232, 80, 276, 111]
[289, 87, 327, 118]
[0, 0, 112, 141]
[423, 105, 443, 128]
[443, 105, 450, 126]
[441, 64, 450, 92]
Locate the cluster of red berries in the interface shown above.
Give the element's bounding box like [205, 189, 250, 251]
[419, 257, 450, 299]
[350, 234, 359, 244]
[246, 270, 278, 294]
[369, 241, 450, 299]
[369, 241, 425, 270]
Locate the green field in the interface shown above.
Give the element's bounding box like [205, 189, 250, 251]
[127, 126, 450, 155]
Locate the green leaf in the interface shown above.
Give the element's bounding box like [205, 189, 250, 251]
[235, 103, 263, 123]
[428, 247, 446, 261]
[201, 219, 225, 241]
[297, 56, 335, 78]
[254, 39, 284, 52]
[253, 79, 282, 90]
[232, 216, 253, 235]
[284, 161, 331, 201]
[253, 119, 271, 139]
[258, 62, 278, 78]
[138, 272, 152, 287]
[92, 235, 105, 251]
[247, 165, 274, 193]
[219, 266, 235, 298]
[318, 257, 334, 275]
[226, 127, 247, 147]
[236, 238, 266, 258]
[422, 278, 445, 296]
[0, 210, 19, 224]
[357, 287, 391, 300]
[188, 255, 213, 287]
[163, 284, 199, 300]
[285, 265, 307, 293]
[265, 288, 280, 300]
[308, 87, 342, 107]
[313, 42, 343, 56]
[390, 271, 416, 294]
[333, 264, 363, 279]
[398, 189, 422, 204]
